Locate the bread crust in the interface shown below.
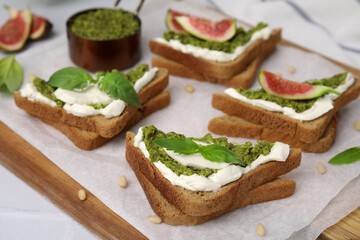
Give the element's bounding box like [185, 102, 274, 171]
[208, 114, 337, 153]
[14, 68, 169, 138]
[125, 131, 301, 216]
[149, 29, 281, 79]
[40, 91, 170, 150]
[136, 170, 295, 225]
[152, 56, 263, 89]
[212, 78, 360, 144]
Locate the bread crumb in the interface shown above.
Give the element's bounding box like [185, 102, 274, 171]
[117, 176, 127, 188]
[148, 215, 162, 224]
[28, 73, 36, 82]
[317, 162, 327, 174]
[256, 223, 266, 237]
[355, 120, 360, 131]
[78, 189, 86, 201]
[184, 85, 195, 93]
[288, 66, 296, 74]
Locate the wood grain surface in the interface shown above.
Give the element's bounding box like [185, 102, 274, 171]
[0, 121, 147, 240]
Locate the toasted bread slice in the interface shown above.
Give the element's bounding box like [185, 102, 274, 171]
[14, 68, 169, 138]
[149, 29, 281, 80]
[126, 131, 301, 216]
[135, 168, 295, 225]
[209, 113, 337, 153]
[40, 91, 170, 150]
[152, 56, 263, 89]
[212, 78, 360, 144]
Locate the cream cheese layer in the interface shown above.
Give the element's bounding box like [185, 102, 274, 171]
[20, 68, 159, 118]
[154, 27, 273, 62]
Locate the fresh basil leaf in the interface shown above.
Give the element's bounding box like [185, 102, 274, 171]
[0, 55, 23, 93]
[328, 147, 360, 164]
[48, 67, 93, 91]
[154, 138, 199, 155]
[200, 144, 245, 165]
[100, 72, 141, 107]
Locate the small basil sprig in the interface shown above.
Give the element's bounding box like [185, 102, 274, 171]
[154, 138, 245, 165]
[0, 55, 23, 93]
[48, 67, 93, 91]
[99, 72, 141, 107]
[328, 146, 360, 164]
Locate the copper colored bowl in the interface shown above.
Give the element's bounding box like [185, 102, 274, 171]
[66, 8, 141, 72]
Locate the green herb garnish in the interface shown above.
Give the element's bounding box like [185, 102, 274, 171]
[48, 67, 93, 91]
[328, 147, 360, 164]
[99, 72, 141, 107]
[0, 55, 23, 93]
[154, 138, 245, 165]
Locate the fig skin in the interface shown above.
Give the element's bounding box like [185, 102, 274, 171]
[29, 14, 53, 40]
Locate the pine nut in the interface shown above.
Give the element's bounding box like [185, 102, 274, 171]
[117, 176, 127, 188]
[256, 223, 266, 237]
[78, 189, 86, 201]
[148, 215, 162, 224]
[28, 73, 36, 82]
[275, 72, 282, 77]
[317, 162, 327, 174]
[184, 85, 195, 93]
[355, 120, 360, 131]
[288, 66, 296, 74]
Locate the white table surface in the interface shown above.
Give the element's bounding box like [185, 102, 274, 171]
[1, 0, 359, 239]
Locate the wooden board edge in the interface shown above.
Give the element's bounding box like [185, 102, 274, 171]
[0, 121, 147, 240]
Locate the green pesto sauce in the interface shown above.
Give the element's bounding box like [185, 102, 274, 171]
[88, 103, 108, 109]
[239, 72, 347, 113]
[70, 9, 140, 40]
[142, 125, 274, 177]
[163, 23, 268, 53]
[112, 64, 149, 85]
[33, 78, 64, 107]
[35, 64, 149, 109]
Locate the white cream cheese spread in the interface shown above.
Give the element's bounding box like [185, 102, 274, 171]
[20, 68, 159, 118]
[225, 72, 355, 121]
[134, 128, 290, 192]
[154, 27, 273, 62]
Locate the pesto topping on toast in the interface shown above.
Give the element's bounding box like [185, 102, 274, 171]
[163, 23, 268, 53]
[33, 77, 64, 107]
[34, 64, 150, 108]
[239, 72, 347, 113]
[142, 125, 274, 177]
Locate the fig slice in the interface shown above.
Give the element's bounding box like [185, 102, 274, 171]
[258, 69, 340, 100]
[29, 14, 52, 40]
[166, 9, 187, 33]
[175, 16, 236, 42]
[0, 7, 31, 52]
[6, 5, 52, 40]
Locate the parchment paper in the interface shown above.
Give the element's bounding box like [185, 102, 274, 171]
[0, 1, 359, 239]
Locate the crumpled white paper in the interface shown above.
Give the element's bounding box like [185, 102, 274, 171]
[0, 1, 359, 239]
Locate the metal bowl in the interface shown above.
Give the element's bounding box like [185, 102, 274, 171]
[66, 8, 141, 72]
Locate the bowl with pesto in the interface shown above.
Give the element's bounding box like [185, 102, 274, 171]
[66, 8, 141, 71]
